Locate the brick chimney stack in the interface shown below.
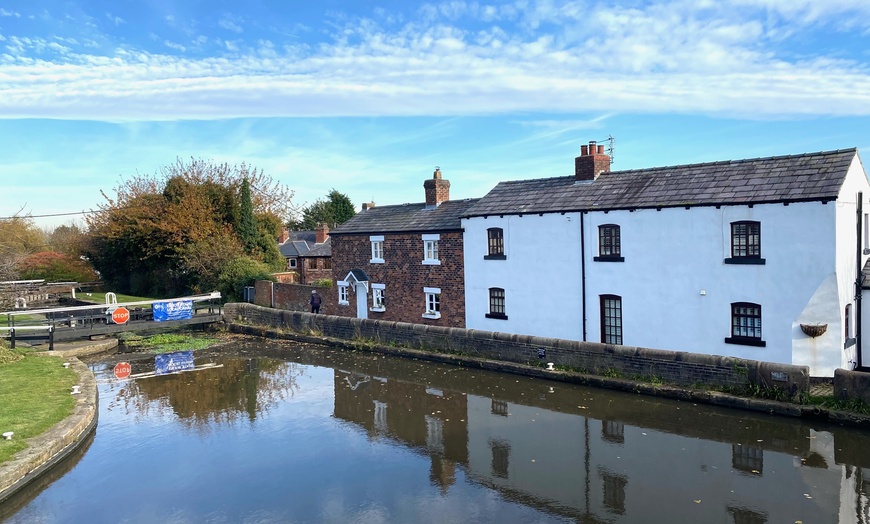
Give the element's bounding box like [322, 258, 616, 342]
[278, 227, 290, 244]
[424, 167, 450, 208]
[575, 141, 611, 181]
[315, 223, 329, 244]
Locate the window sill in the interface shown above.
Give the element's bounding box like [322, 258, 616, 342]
[422, 312, 441, 319]
[484, 254, 506, 260]
[724, 257, 766, 265]
[485, 313, 508, 320]
[370, 258, 385, 264]
[593, 256, 624, 262]
[370, 307, 386, 313]
[338, 300, 349, 306]
[422, 259, 441, 265]
[724, 336, 767, 347]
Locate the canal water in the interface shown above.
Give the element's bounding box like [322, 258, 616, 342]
[3, 337, 870, 523]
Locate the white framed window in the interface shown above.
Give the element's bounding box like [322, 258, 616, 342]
[370, 235, 384, 263]
[423, 287, 441, 319]
[337, 281, 349, 305]
[289, 258, 297, 268]
[371, 283, 385, 312]
[422, 233, 440, 265]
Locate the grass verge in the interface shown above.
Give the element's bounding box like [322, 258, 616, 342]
[0, 345, 77, 464]
[74, 292, 155, 305]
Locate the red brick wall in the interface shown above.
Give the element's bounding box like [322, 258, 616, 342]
[255, 279, 337, 314]
[299, 258, 333, 285]
[331, 231, 465, 327]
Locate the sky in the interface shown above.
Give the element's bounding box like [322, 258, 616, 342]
[3, 0, 870, 228]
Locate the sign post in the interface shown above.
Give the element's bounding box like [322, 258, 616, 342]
[111, 306, 130, 325]
[114, 362, 131, 379]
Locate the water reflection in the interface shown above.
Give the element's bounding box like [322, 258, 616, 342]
[5, 339, 870, 523]
[102, 354, 302, 426]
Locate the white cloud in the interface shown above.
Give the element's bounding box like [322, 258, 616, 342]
[106, 13, 125, 26]
[0, 8, 20, 17]
[2, 0, 870, 121]
[218, 15, 244, 34]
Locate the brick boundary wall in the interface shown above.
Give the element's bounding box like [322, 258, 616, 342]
[224, 303, 809, 394]
[254, 280, 337, 315]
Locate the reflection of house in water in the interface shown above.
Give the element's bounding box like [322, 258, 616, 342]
[329, 359, 870, 523]
[333, 369, 468, 493]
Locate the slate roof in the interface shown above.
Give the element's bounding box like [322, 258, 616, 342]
[304, 238, 332, 257]
[278, 240, 312, 258]
[330, 198, 481, 235]
[463, 149, 859, 217]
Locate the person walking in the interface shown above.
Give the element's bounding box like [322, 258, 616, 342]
[310, 290, 322, 314]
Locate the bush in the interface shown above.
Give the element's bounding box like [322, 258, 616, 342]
[217, 256, 275, 302]
[313, 278, 333, 288]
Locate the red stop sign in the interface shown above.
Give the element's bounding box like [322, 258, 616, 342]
[114, 361, 131, 379]
[111, 307, 130, 324]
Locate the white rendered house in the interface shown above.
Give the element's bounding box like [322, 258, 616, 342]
[462, 143, 870, 377]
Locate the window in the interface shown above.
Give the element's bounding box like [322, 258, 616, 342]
[423, 287, 441, 319]
[307, 258, 317, 270]
[726, 221, 765, 264]
[288, 258, 297, 269]
[370, 235, 384, 263]
[595, 224, 624, 262]
[486, 287, 507, 319]
[600, 295, 622, 345]
[371, 283, 385, 312]
[337, 282, 349, 305]
[725, 302, 766, 347]
[846, 304, 856, 348]
[422, 234, 440, 265]
[485, 228, 505, 259]
[323, 258, 332, 270]
[490, 439, 510, 479]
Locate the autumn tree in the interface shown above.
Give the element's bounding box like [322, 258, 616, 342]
[0, 216, 49, 281]
[17, 251, 96, 282]
[292, 189, 355, 230]
[86, 158, 293, 297]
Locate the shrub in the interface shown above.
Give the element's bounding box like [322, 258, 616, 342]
[217, 256, 275, 302]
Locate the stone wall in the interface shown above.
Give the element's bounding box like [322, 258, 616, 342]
[224, 302, 809, 393]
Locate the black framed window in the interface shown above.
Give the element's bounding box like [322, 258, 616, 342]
[725, 302, 766, 347]
[486, 287, 507, 319]
[595, 224, 624, 262]
[726, 221, 765, 264]
[485, 228, 505, 259]
[600, 295, 622, 345]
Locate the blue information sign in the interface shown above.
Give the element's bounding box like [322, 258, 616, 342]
[153, 300, 194, 322]
[154, 351, 195, 375]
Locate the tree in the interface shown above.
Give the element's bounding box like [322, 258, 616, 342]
[86, 158, 293, 297]
[17, 251, 96, 282]
[293, 189, 355, 230]
[0, 216, 49, 281]
[238, 177, 258, 253]
[217, 256, 275, 302]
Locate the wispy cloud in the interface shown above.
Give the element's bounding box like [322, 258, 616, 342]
[106, 13, 125, 26]
[1, 0, 869, 121]
[0, 8, 20, 18]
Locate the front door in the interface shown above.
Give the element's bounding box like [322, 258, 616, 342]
[356, 283, 368, 319]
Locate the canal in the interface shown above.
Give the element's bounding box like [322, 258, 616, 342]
[2, 337, 870, 523]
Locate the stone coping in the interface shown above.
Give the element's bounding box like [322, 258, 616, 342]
[0, 351, 101, 504]
[229, 322, 870, 430]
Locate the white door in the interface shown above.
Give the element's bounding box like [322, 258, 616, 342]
[356, 283, 368, 319]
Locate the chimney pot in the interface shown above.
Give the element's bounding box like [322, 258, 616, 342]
[574, 139, 611, 181]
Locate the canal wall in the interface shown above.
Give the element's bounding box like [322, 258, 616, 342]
[223, 303, 809, 394]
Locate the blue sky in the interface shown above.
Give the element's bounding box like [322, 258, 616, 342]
[3, 0, 870, 228]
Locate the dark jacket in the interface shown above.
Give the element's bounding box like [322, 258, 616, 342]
[310, 293, 322, 307]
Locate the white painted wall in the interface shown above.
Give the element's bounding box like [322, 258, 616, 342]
[464, 153, 870, 376]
